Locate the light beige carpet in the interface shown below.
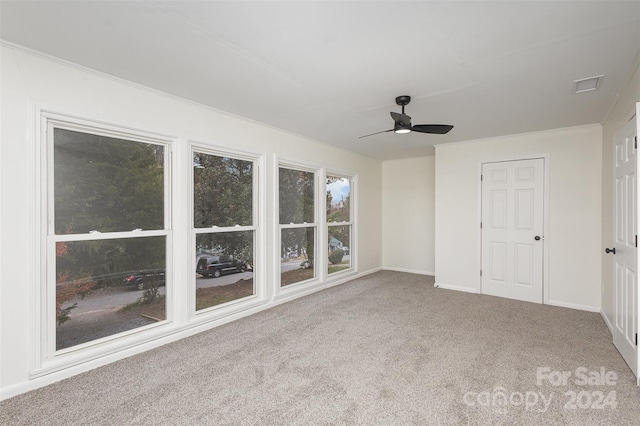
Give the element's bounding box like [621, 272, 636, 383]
[2, 271, 639, 425]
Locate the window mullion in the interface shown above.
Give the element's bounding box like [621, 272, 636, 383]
[194, 225, 257, 234]
[279, 222, 318, 230]
[53, 230, 169, 242]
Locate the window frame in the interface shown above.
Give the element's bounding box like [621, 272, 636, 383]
[30, 109, 354, 377]
[276, 159, 320, 295]
[325, 171, 356, 277]
[34, 110, 176, 375]
[189, 143, 264, 318]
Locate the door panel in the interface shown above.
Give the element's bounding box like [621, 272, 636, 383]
[490, 242, 507, 282]
[515, 166, 534, 182]
[515, 243, 533, 286]
[491, 190, 507, 229]
[481, 159, 544, 303]
[612, 116, 638, 378]
[515, 189, 534, 230]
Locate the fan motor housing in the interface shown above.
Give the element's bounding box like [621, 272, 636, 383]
[395, 95, 411, 106]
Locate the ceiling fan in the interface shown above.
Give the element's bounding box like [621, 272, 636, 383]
[360, 95, 454, 138]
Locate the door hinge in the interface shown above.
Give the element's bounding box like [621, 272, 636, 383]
[636, 235, 638, 248]
[635, 136, 637, 149]
[480, 222, 483, 229]
[480, 270, 483, 277]
[481, 175, 483, 181]
[635, 333, 638, 346]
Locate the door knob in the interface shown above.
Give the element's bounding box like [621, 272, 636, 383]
[534, 236, 541, 241]
[605, 248, 616, 255]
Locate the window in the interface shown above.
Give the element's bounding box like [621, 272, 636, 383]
[326, 175, 352, 274]
[279, 166, 317, 286]
[38, 111, 353, 373]
[193, 151, 256, 311]
[49, 123, 170, 352]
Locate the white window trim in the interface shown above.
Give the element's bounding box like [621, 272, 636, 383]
[326, 171, 356, 277]
[188, 143, 267, 321]
[27, 107, 356, 382]
[32, 109, 177, 377]
[275, 158, 321, 297]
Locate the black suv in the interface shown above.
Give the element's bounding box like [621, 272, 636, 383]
[196, 255, 247, 278]
[122, 269, 166, 290]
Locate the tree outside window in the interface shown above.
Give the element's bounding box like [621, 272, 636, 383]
[193, 151, 256, 310]
[279, 166, 316, 286]
[52, 127, 168, 350]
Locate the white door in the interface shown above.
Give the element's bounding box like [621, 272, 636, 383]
[612, 116, 638, 378]
[481, 159, 544, 303]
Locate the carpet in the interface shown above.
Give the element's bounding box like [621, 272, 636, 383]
[1, 271, 639, 425]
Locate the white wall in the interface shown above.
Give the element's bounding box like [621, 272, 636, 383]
[435, 125, 603, 311]
[601, 60, 640, 328]
[0, 44, 383, 398]
[382, 156, 435, 275]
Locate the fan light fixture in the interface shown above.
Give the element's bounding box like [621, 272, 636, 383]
[394, 123, 411, 134]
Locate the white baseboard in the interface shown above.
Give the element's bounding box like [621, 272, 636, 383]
[431, 284, 601, 314]
[546, 299, 601, 313]
[324, 267, 383, 290]
[433, 282, 479, 294]
[382, 266, 435, 276]
[274, 267, 383, 303]
[600, 310, 614, 335]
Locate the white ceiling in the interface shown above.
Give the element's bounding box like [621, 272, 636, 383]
[1, 1, 639, 160]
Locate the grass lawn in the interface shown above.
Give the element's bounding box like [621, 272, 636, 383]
[196, 279, 254, 311]
[280, 260, 351, 285]
[120, 278, 255, 315]
[119, 294, 166, 321]
[328, 260, 350, 275]
[280, 268, 315, 286]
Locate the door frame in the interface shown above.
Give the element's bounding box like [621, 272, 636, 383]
[477, 153, 550, 304]
[637, 102, 640, 386]
[611, 106, 639, 383]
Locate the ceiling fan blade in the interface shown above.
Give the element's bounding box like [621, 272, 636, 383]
[411, 124, 454, 134]
[359, 129, 394, 139]
[390, 111, 411, 126]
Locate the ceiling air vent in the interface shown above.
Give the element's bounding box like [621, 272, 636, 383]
[573, 75, 604, 94]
